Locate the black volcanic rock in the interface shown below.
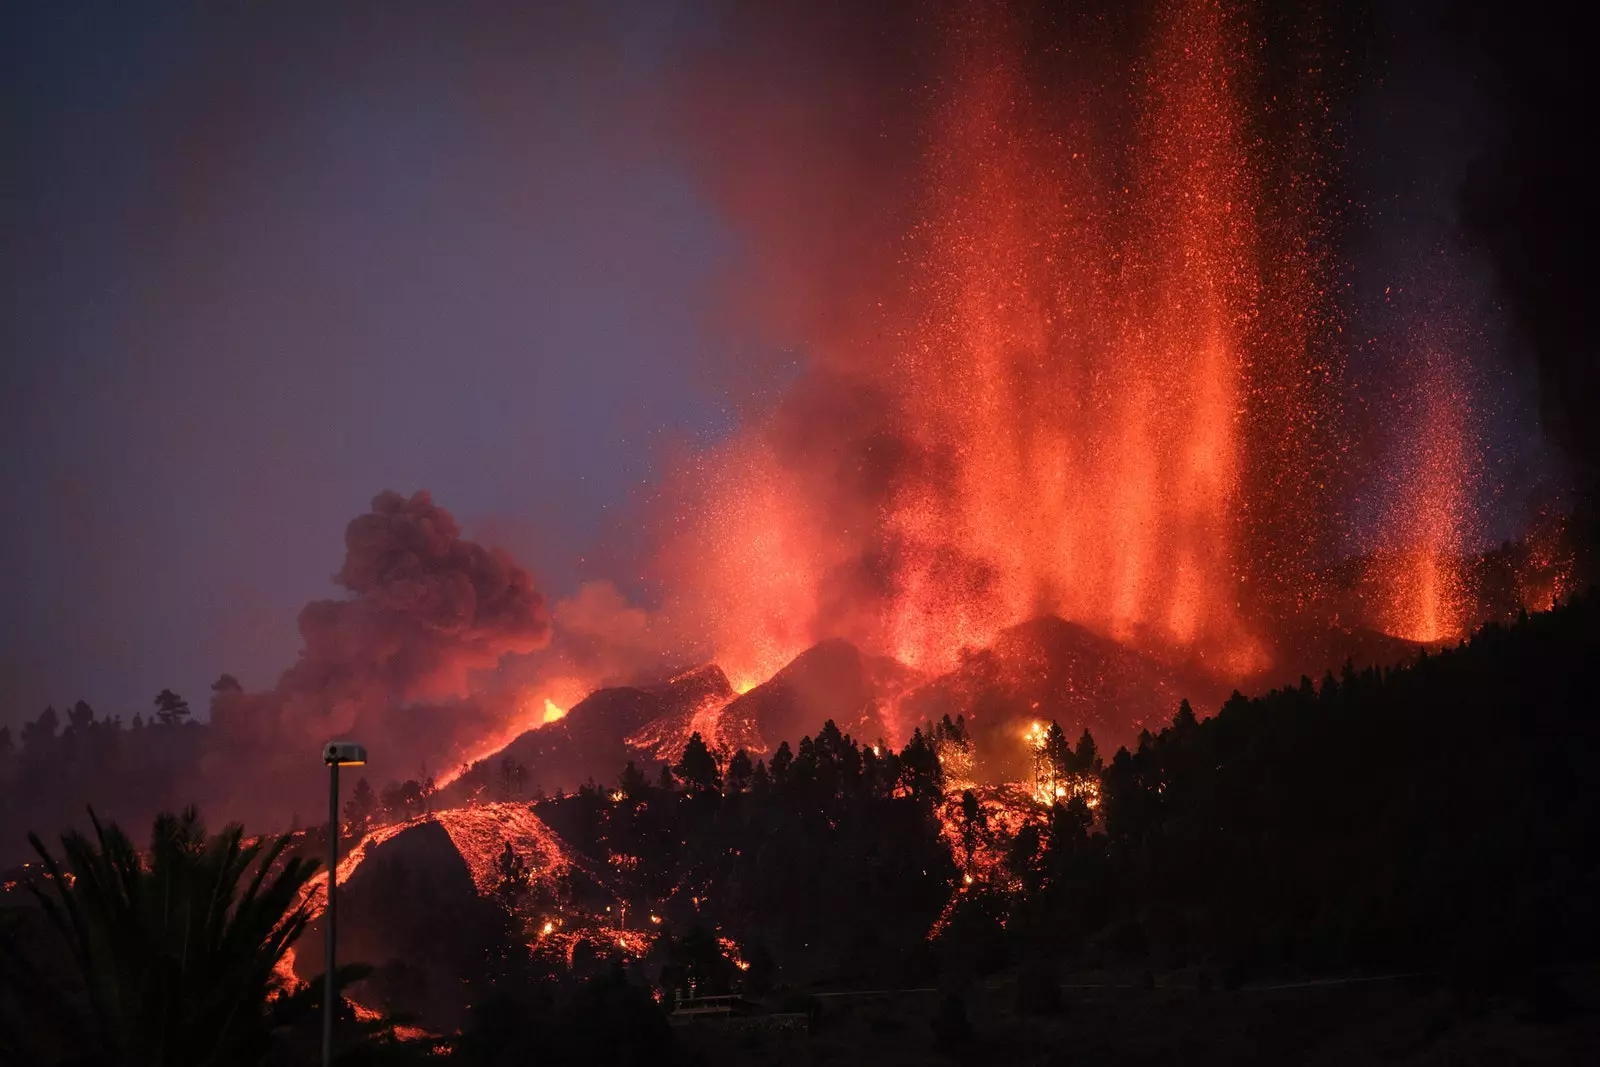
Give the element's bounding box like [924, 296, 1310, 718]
[1265, 620, 1434, 690]
[489, 664, 734, 792]
[296, 819, 498, 1031]
[903, 616, 1230, 778]
[720, 638, 886, 751]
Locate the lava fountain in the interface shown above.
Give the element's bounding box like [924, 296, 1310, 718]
[665, 0, 1344, 686]
[1373, 346, 1480, 643]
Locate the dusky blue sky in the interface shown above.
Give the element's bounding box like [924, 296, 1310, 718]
[1, 2, 752, 726]
[1, 1, 1560, 730]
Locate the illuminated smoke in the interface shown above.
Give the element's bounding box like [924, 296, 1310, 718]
[659, 0, 1340, 686]
[207, 491, 552, 811]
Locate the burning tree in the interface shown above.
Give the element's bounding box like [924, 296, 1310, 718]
[933, 714, 976, 790]
[1026, 721, 1103, 809]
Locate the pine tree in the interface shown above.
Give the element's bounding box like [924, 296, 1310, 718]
[725, 749, 753, 795]
[153, 689, 191, 727]
[769, 741, 794, 786]
[674, 733, 722, 795]
[749, 759, 772, 798]
[66, 700, 95, 733]
[959, 789, 986, 872]
[619, 760, 649, 799]
[344, 776, 378, 832]
[1075, 728, 1102, 773]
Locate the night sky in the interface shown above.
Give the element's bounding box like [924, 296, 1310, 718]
[0, 1, 1558, 730]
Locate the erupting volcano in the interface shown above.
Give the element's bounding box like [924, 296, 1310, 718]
[452, 0, 1564, 787]
[38, 0, 1564, 827]
[661, 0, 1339, 700]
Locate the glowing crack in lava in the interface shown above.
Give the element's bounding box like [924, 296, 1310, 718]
[668, 0, 1339, 688]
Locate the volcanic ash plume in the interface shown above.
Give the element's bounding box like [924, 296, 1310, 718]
[209, 490, 551, 796]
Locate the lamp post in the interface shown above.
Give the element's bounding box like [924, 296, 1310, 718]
[321, 741, 367, 1067]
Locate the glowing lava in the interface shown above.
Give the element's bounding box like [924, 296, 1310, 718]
[665, 0, 1338, 688]
[1374, 347, 1479, 643]
[435, 691, 577, 788]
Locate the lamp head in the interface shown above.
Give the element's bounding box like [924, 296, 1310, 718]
[323, 741, 367, 766]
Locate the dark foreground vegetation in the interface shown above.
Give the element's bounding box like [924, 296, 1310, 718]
[4, 594, 1599, 1065]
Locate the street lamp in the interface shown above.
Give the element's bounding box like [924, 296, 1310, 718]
[322, 741, 366, 1067]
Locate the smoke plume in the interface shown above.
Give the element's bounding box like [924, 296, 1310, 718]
[205, 491, 551, 820]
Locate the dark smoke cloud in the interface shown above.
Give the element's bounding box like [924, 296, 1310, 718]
[204, 491, 551, 822]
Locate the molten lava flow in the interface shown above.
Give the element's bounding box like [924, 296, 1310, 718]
[435, 686, 584, 789]
[665, 0, 1339, 689]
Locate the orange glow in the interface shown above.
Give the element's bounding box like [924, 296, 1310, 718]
[1374, 348, 1478, 643]
[435, 684, 586, 788]
[658, 0, 1339, 693]
[1519, 509, 1573, 614]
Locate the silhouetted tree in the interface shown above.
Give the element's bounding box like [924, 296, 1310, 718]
[65, 700, 94, 733]
[1005, 822, 1043, 893]
[1074, 728, 1101, 773]
[20, 706, 58, 754]
[618, 760, 649, 800]
[899, 728, 943, 802]
[769, 741, 793, 786]
[154, 688, 191, 727]
[674, 733, 721, 795]
[1172, 698, 1197, 733]
[725, 749, 753, 795]
[958, 789, 986, 872]
[344, 776, 378, 833]
[380, 780, 425, 821]
[491, 842, 533, 912]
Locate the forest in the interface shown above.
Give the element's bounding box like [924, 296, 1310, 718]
[4, 593, 1597, 1064]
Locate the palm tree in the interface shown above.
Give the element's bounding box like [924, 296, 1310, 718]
[2, 807, 319, 1066]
